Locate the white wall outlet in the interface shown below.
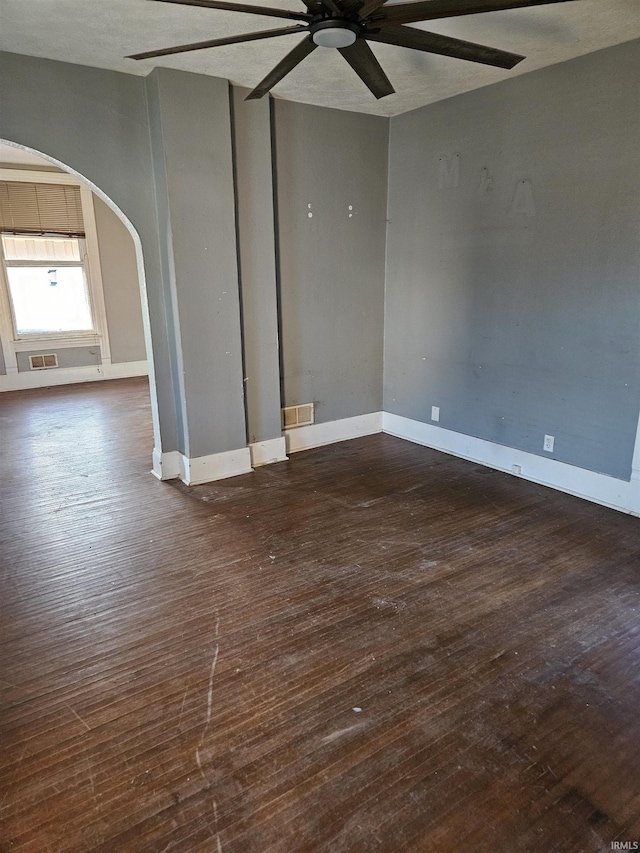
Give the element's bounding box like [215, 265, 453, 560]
[512, 464, 522, 476]
[543, 435, 555, 452]
[431, 406, 440, 422]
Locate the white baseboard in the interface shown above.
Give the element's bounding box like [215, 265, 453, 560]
[179, 447, 253, 486]
[382, 412, 640, 517]
[286, 412, 383, 454]
[250, 436, 288, 467]
[151, 448, 181, 481]
[152, 411, 639, 514]
[104, 360, 149, 380]
[152, 446, 253, 485]
[73, 394, 640, 515]
[0, 360, 148, 392]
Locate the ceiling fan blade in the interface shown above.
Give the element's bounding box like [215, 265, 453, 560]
[128, 25, 307, 59]
[357, 0, 388, 18]
[245, 35, 317, 99]
[339, 40, 395, 98]
[300, 0, 349, 14]
[365, 25, 524, 68]
[316, 0, 343, 12]
[148, 0, 311, 22]
[376, 0, 577, 26]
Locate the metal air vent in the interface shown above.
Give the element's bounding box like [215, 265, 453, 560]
[282, 403, 315, 428]
[29, 353, 58, 370]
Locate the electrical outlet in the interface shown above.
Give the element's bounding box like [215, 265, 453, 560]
[543, 435, 555, 453]
[431, 406, 440, 422]
[512, 464, 522, 476]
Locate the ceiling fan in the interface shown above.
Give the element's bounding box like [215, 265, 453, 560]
[129, 0, 576, 101]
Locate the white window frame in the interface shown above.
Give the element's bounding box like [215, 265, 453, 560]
[0, 168, 111, 375]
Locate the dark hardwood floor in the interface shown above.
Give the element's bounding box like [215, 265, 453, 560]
[1, 378, 639, 852]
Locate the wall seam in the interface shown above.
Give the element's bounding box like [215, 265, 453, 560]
[228, 82, 250, 446]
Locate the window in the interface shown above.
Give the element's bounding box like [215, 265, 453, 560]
[2, 235, 94, 337]
[0, 169, 111, 381]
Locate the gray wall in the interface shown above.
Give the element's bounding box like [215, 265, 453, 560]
[385, 41, 640, 480]
[93, 196, 147, 364]
[0, 52, 388, 464]
[5, 44, 635, 483]
[275, 100, 388, 424]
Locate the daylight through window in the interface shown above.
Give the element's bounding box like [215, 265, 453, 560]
[1, 234, 94, 336]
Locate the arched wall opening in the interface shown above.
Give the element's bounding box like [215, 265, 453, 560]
[0, 54, 283, 486]
[0, 138, 163, 459]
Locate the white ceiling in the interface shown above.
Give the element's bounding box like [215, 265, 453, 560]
[1, 0, 639, 116]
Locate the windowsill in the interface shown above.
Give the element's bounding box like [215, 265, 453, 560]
[11, 333, 101, 351]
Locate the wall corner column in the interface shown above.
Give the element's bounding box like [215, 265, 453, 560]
[146, 68, 250, 482]
[231, 87, 287, 467]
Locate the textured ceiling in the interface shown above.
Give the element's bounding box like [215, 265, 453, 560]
[1, 0, 639, 116]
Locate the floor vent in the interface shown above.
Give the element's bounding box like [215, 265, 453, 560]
[282, 403, 315, 428]
[29, 353, 58, 370]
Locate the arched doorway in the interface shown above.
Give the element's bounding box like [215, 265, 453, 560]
[0, 138, 163, 462]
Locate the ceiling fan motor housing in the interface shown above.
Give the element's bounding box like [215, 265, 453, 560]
[310, 19, 360, 48]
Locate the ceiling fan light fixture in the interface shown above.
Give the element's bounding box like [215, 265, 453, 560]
[311, 20, 359, 48]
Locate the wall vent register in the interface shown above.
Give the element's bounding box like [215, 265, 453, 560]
[282, 403, 315, 428]
[29, 353, 58, 370]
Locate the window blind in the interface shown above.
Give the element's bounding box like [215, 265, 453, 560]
[0, 181, 85, 237]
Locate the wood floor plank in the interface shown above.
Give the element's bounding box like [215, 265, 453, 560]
[1, 378, 639, 851]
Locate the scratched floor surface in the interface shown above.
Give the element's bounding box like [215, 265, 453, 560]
[1, 378, 640, 852]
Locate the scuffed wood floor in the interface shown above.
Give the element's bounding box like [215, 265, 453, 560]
[1, 378, 639, 852]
